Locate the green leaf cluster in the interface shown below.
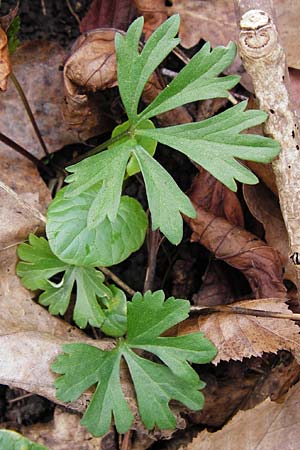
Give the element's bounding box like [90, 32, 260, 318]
[46, 14, 280, 250]
[17, 234, 127, 335]
[52, 290, 217, 436]
[0, 430, 48, 450]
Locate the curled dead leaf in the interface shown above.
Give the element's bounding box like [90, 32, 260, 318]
[174, 299, 300, 364]
[64, 28, 192, 136]
[63, 29, 118, 138]
[186, 204, 286, 299]
[189, 169, 244, 228]
[0, 26, 11, 91]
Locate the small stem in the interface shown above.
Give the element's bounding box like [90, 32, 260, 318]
[143, 227, 164, 293]
[10, 71, 50, 157]
[66, 129, 130, 166]
[99, 266, 136, 297]
[172, 47, 190, 65]
[121, 430, 132, 450]
[8, 392, 34, 404]
[65, 0, 81, 27]
[0, 179, 47, 223]
[190, 304, 300, 321]
[0, 131, 53, 176]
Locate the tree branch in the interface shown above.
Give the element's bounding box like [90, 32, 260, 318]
[234, 0, 300, 288]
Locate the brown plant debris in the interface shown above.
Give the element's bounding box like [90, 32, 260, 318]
[178, 380, 300, 449]
[186, 203, 286, 299]
[173, 298, 300, 364]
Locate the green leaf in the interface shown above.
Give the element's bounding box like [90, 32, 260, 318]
[17, 235, 114, 329]
[17, 234, 68, 290]
[101, 285, 127, 337]
[126, 290, 190, 342]
[136, 102, 281, 191]
[7, 16, 20, 54]
[133, 145, 195, 244]
[127, 291, 216, 384]
[46, 189, 147, 267]
[53, 290, 216, 436]
[112, 119, 157, 177]
[115, 15, 180, 123]
[138, 41, 239, 122]
[122, 346, 204, 429]
[64, 142, 132, 226]
[0, 429, 48, 450]
[52, 344, 134, 436]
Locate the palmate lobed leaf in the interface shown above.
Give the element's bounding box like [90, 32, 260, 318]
[115, 15, 180, 123]
[0, 429, 49, 450]
[52, 291, 217, 436]
[138, 41, 239, 122]
[136, 102, 280, 191]
[17, 233, 68, 290]
[17, 235, 127, 333]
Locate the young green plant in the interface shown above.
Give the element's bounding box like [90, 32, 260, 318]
[17, 14, 280, 437]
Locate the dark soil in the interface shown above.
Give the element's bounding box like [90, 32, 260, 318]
[2, 0, 92, 47]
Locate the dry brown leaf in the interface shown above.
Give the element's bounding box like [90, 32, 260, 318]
[175, 299, 300, 364]
[0, 41, 85, 158]
[188, 170, 244, 306]
[0, 26, 11, 91]
[63, 29, 118, 138]
[133, 0, 167, 39]
[0, 3, 19, 32]
[189, 169, 244, 228]
[64, 29, 192, 133]
[20, 408, 106, 450]
[187, 204, 286, 299]
[243, 182, 297, 285]
[80, 0, 136, 32]
[179, 380, 300, 450]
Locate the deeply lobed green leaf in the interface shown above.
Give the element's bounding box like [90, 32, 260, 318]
[115, 15, 180, 123]
[17, 233, 68, 290]
[136, 102, 280, 191]
[17, 235, 127, 333]
[138, 41, 239, 122]
[52, 291, 217, 436]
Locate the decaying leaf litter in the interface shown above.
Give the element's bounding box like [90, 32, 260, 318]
[1, 0, 300, 448]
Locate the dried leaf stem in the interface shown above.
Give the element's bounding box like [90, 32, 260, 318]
[191, 303, 300, 321]
[234, 0, 300, 286]
[0, 131, 53, 176]
[99, 266, 136, 297]
[0, 180, 46, 224]
[10, 71, 50, 156]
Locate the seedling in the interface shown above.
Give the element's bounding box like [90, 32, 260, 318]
[17, 15, 280, 436]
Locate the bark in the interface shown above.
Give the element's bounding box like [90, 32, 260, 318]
[234, 0, 300, 284]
